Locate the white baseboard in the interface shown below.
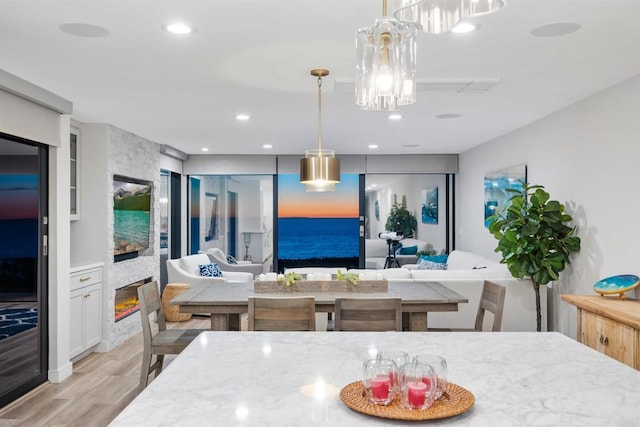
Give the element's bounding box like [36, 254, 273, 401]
[48, 361, 73, 383]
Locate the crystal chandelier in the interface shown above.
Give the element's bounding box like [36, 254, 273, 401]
[300, 69, 340, 192]
[390, 0, 506, 34]
[356, 0, 417, 111]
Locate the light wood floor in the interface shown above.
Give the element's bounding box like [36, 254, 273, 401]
[0, 316, 210, 426]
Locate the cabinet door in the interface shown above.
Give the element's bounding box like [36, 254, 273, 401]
[69, 288, 85, 358]
[84, 283, 102, 348]
[581, 310, 637, 368]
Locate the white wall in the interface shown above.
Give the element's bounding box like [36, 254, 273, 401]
[457, 75, 640, 337]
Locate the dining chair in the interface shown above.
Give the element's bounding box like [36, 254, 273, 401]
[248, 296, 316, 331]
[334, 298, 402, 332]
[429, 280, 507, 332]
[137, 281, 205, 391]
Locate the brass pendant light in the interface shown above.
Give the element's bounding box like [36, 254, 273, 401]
[300, 69, 340, 192]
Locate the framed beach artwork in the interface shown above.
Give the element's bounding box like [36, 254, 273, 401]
[421, 187, 438, 224]
[204, 192, 218, 241]
[484, 164, 527, 227]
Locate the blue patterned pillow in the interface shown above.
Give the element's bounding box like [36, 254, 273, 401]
[199, 263, 223, 277]
[226, 255, 238, 265]
[417, 259, 448, 270]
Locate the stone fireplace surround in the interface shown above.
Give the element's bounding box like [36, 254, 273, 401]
[103, 125, 161, 351]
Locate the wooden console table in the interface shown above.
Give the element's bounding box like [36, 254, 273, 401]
[561, 294, 640, 370]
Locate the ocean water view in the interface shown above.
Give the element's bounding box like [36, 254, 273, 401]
[113, 210, 150, 248]
[0, 219, 38, 258]
[278, 217, 359, 260]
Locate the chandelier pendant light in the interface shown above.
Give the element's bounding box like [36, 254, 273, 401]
[390, 0, 506, 34]
[300, 69, 340, 192]
[356, 0, 417, 111]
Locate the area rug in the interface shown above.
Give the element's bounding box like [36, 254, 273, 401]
[0, 308, 38, 341]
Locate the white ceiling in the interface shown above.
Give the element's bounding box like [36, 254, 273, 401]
[1, 0, 639, 156]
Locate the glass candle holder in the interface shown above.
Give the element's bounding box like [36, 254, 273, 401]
[399, 362, 437, 410]
[362, 358, 398, 405]
[412, 354, 448, 399]
[376, 350, 409, 389]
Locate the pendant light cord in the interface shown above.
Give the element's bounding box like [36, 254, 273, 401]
[317, 74, 323, 156]
[383, 0, 387, 16]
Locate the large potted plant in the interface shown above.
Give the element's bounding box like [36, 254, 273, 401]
[385, 202, 417, 238]
[487, 182, 581, 331]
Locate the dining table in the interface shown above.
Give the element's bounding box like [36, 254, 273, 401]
[110, 331, 640, 426]
[170, 280, 468, 331]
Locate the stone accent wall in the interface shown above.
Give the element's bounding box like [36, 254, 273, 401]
[105, 125, 161, 349]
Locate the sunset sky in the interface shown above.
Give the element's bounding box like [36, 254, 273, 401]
[278, 174, 359, 218]
[0, 175, 38, 220]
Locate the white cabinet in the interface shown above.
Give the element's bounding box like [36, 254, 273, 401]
[70, 264, 103, 359]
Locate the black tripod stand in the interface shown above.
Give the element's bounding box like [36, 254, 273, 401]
[383, 239, 402, 269]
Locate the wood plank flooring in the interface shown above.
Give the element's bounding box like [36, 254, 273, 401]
[0, 316, 210, 426]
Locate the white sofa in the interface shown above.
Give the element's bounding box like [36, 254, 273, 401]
[167, 254, 254, 286]
[298, 250, 547, 332]
[365, 238, 432, 269]
[200, 248, 265, 276]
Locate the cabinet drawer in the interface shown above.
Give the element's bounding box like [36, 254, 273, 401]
[70, 267, 102, 291]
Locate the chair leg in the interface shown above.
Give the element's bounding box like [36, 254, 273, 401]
[154, 355, 164, 378]
[139, 346, 152, 392]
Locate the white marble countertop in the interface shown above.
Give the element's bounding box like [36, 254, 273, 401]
[111, 332, 640, 426]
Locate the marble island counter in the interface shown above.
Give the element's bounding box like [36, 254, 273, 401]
[111, 332, 640, 426]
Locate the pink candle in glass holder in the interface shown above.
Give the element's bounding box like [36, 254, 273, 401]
[407, 381, 427, 407]
[370, 376, 390, 400]
[421, 376, 433, 391]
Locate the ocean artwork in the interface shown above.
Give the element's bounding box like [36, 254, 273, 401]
[278, 217, 359, 260]
[421, 187, 438, 224]
[484, 165, 527, 228]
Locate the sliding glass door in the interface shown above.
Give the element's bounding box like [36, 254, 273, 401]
[0, 135, 48, 406]
[276, 174, 361, 272]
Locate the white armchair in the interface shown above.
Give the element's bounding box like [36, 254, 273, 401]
[200, 248, 264, 276]
[166, 254, 253, 286]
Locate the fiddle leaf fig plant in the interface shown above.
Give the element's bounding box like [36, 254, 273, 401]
[487, 182, 581, 331]
[385, 202, 417, 238]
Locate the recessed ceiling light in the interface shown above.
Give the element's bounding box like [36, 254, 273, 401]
[59, 23, 109, 38]
[164, 22, 194, 35]
[263, 144, 272, 149]
[200, 147, 209, 152]
[388, 114, 403, 120]
[236, 114, 250, 121]
[452, 22, 479, 34]
[402, 144, 419, 148]
[371, 184, 377, 188]
[368, 144, 379, 149]
[531, 22, 581, 38]
[436, 113, 461, 119]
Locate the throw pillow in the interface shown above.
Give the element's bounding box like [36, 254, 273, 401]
[199, 263, 223, 277]
[398, 245, 418, 255]
[418, 254, 449, 264]
[417, 259, 448, 270]
[226, 255, 238, 265]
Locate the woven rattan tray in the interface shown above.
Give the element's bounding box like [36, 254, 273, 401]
[340, 381, 474, 421]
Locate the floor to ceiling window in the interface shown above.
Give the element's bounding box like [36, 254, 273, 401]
[189, 175, 273, 270]
[276, 174, 360, 272]
[365, 174, 451, 256]
[159, 170, 181, 289]
[0, 135, 48, 407]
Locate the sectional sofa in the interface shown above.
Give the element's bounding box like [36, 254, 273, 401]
[288, 250, 547, 332]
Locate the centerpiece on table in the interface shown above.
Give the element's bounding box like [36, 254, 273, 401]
[254, 270, 388, 293]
